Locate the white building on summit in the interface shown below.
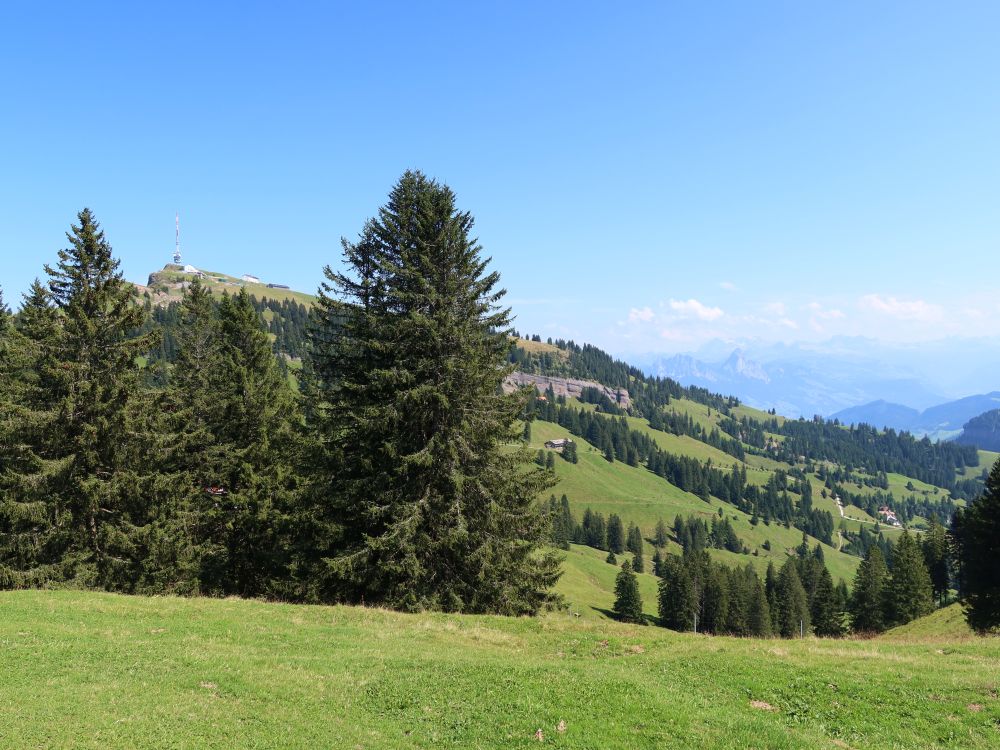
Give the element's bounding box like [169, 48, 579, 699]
[242, 274, 261, 284]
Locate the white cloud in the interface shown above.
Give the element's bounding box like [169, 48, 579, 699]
[628, 306, 655, 323]
[720, 281, 738, 291]
[764, 301, 787, 316]
[669, 298, 724, 321]
[807, 302, 845, 320]
[779, 318, 799, 329]
[859, 294, 942, 322]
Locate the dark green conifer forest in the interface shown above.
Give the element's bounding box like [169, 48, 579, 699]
[0, 176, 560, 614]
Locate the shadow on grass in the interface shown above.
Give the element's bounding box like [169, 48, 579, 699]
[590, 605, 658, 626]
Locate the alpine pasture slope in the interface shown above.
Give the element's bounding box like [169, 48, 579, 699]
[517, 335, 993, 607]
[1, 590, 997, 749]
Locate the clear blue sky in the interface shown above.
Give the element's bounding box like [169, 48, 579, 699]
[3, 1, 1000, 355]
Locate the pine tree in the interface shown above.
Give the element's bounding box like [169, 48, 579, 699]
[652, 547, 664, 577]
[627, 524, 644, 556]
[1, 210, 168, 591]
[810, 566, 844, 637]
[776, 558, 811, 637]
[748, 578, 773, 637]
[888, 530, 934, 626]
[658, 555, 696, 631]
[613, 560, 644, 624]
[632, 549, 645, 574]
[169, 284, 303, 598]
[606, 514, 625, 554]
[850, 545, 890, 634]
[305, 171, 560, 614]
[765, 561, 779, 632]
[606, 550, 617, 565]
[921, 516, 950, 605]
[702, 566, 730, 634]
[2, 281, 60, 474]
[952, 463, 1000, 631]
[654, 518, 668, 547]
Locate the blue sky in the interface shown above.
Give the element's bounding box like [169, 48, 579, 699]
[3, 1, 1000, 356]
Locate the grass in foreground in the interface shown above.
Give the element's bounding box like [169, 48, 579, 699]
[2, 590, 998, 749]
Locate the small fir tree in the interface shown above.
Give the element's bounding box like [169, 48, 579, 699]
[613, 560, 644, 624]
[850, 545, 890, 634]
[921, 516, 950, 605]
[888, 531, 934, 626]
[606, 514, 625, 554]
[654, 518, 668, 547]
[777, 558, 811, 637]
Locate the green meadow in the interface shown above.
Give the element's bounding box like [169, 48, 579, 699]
[2, 590, 997, 749]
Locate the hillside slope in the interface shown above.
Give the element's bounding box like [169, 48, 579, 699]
[137, 264, 317, 307]
[958, 409, 1000, 451]
[880, 603, 974, 641]
[531, 420, 863, 584]
[3, 591, 997, 749]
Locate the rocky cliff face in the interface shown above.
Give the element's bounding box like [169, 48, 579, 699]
[503, 372, 631, 408]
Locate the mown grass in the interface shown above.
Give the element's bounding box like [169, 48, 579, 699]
[1, 590, 997, 749]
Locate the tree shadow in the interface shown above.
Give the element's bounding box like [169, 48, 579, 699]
[590, 606, 657, 625]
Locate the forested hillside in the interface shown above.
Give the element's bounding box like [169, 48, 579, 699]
[958, 409, 1000, 451]
[3, 179, 998, 642]
[510, 336, 995, 634]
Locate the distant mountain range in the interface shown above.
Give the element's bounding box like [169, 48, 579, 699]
[833, 392, 1000, 441]
[638, 345, 946, 419]
[634, 336, 1000, 426]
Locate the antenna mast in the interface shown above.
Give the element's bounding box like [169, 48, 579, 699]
[173, 212, 182, 265]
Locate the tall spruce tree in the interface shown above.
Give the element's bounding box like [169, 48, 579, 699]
[921, 516, 950, 606]
[1, 210, 169, 590]
[850, 545, 890, 633]
[747, 578, 773, 637]
[658, 555, 696, 631]
[305, 171, 560, 613]
[613, 560, 644, 624]
[951, 460, 1000, 631]
[810, 566, 844, 637]
[776, 557, 811, 637]
[888, 530, 934, 626]
[168, 283, 303, 597]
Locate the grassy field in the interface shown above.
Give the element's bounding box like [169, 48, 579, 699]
[2, 590, 997, 749]
[556, 544, 661, 621]
[531, 421, 861, 584]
